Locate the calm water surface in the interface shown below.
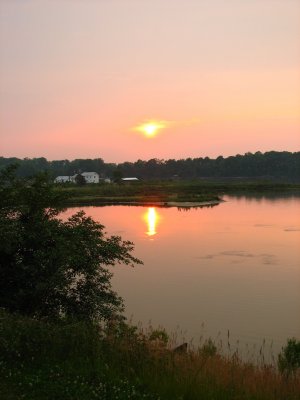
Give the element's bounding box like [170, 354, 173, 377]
[65, 195, 300, 358]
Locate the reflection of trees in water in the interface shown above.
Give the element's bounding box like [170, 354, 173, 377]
[226, 192, 300, 203]
[177, 203, 219, 212]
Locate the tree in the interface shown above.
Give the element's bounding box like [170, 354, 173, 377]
[0, 167, 142, 321]
[113, 167, 123, 183]
[75, 173, 86, 185]
[278, 338, 300, 375]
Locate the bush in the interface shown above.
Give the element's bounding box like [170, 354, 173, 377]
[200, 338, 217, 357]
[278, 338, 300, 374]
[149, 329, 169, 346]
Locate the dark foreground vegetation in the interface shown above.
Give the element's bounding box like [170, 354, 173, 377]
[1, 310, 300, 400]
[1, 167, 299, 399]
[1, 151, 300, 181]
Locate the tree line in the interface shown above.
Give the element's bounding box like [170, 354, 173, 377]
[1, 151, 299, 181]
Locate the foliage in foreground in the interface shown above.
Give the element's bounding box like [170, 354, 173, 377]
[0, 167, 142, 321]
[278, 338, 300, 375]
[0, 311, 299, 400]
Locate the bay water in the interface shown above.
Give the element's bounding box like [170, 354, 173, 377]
[64, 194, 300, 361]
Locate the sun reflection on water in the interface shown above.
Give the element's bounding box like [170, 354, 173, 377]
[145, 207, 159, 236]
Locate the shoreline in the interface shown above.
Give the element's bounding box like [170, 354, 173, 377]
[64, 199, 224, 208]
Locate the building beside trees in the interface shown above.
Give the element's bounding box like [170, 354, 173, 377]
[54, 175, 75, 183]
[54, 171, 100, 184]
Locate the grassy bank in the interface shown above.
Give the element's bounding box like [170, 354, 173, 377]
[55, 180, 300, 206]
[1, 311, 299, 400]
[57, 181, 221, 206]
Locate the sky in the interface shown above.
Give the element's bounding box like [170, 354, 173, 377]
[1, 0, 300, 163]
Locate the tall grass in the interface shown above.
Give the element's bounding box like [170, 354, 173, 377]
[1, 311, 299, 400]
[56, 181, 222, 205]
[55, 180, 300, 206]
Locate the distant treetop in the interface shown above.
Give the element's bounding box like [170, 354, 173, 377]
[0, 151, 299, 181]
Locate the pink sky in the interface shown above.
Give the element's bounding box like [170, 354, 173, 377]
[1, 0, 299, 162]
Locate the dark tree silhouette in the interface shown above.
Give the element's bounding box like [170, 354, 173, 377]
[0, 167, 142, 321]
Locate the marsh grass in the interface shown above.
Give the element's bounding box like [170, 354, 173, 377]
[1, 311, 299, 400]
[55, 180, 300, 206]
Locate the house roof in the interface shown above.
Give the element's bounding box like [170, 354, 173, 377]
[122, 177, 139, 181]
[81, 172, 98, 176]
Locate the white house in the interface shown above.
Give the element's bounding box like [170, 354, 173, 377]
[54, 172, 100, 184]
[81, 172, 100, 183]
[54, 176, 75, 183]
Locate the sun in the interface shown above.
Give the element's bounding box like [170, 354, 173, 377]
[135, 121, 166, 138]
[144, 124, 157, 137]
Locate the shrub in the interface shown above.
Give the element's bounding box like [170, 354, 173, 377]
[278, 338, 300, 374]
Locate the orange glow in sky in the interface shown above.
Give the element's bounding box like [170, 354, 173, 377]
[0, 1, 299, 161]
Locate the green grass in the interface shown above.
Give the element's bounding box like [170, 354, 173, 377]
[56, 182, 221, 205]
[55, 180, 300, 206]
[1, 311, 299, 400]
